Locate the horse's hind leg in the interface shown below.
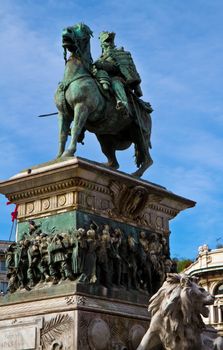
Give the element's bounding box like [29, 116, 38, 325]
[57, 112, 70, 158]
[96, 135, 119, 169]
[132, 151, 153, 177]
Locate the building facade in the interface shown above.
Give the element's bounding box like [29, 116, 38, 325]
[0, 240, 11, 294]
[184, 245, 223, 335]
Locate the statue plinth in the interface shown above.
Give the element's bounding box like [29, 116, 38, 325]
[0, 282, 149, 350]
[0, 157, 195, 241]
[0, 158, 195, 349]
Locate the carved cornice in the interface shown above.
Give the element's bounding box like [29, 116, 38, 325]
[148, 203, 178, 217]
[8, 178, 109, 202]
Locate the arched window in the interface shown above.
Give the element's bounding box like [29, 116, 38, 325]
[214, 283, 223, 296]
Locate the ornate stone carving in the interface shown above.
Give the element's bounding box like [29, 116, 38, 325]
[140, 212, 152, 227]
[40, 314, 73, 349]
[110, 181, 148, 219]
[58, 195, 67, 207]
[155, 216, 163, 229]
[86, 195, 95, 209]
[128, 325, 145, 350]
[26, 202, 34, 214]
[8, 178, 109, 203]
[50, 341, 63, 349]
[64, 295, 87, 305]
[42, 199, 50, 210]
[137, 274, 223, 350]
[64, 296, 76, 305]
[88, 318, 111, 350]
[148, 202, 178, 217]
[78, 311, 149, 350]
[77, 296, 87, 305]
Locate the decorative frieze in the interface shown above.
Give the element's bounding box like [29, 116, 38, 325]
[1, 158, 195, 235]
[8, 178, 109, 203]
[78, 311, 148, 350]
[40, 314, 74, 349]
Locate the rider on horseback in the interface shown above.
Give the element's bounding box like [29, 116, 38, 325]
[94, 31, 143, 116]
[55, 23, 153, 176]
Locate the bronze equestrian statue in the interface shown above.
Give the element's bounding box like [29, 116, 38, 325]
[55, 23, 153, 177]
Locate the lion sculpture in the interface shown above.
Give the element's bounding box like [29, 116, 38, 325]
[137, 273, 223, 350]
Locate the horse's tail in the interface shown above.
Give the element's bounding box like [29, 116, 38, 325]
[134, 143, 143, 167]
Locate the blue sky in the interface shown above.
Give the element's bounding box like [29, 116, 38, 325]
[0, 0, 223, 259]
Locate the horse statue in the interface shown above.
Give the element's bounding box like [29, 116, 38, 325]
[55, 23, 153, 177]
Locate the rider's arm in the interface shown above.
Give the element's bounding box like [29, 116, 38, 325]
[95, 60, 118, 74]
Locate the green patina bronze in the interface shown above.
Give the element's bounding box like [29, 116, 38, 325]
[17, 210, 141, 241]
[9, 211, 170, 294]
[54, 23, 153, 177]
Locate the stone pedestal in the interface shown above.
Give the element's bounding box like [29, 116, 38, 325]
[0, 282, 149, 350]
[0, 157, 195, 242]
[0, 157, 195, 349]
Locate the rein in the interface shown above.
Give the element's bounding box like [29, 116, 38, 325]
[70, 35, 92, 73]
[58, 74, 91, 92]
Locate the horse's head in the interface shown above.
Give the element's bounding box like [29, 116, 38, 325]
[62, 23, 93, 54]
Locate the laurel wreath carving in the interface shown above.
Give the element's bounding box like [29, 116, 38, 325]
[40, 314, 74, 348]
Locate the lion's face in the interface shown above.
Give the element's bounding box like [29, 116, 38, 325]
[140, 274, 216, 350]
[149, 274, 215, 321]
[187, 281, 214, 317]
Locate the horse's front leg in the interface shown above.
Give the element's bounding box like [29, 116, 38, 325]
[62, 103, 88, 157]
[57, 112, 71, 158]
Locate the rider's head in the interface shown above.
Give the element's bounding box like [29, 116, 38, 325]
[99, 31, 116, 52]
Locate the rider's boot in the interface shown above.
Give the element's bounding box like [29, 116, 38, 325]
[94, 69, 111, 90]
[112, 79, 129, 116]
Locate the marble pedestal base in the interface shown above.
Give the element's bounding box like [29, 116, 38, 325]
[0, 282, 149, 350]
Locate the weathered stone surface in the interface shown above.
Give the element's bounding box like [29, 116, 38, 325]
[0, 326, 36, 349]
[87, 318, 111, 350]
[0, 283, 149, 350]
[0, 157, 195, 241]
[0, 158, 196, 349]
[0, 317, 43, 350]
[137, 273, 223, 350]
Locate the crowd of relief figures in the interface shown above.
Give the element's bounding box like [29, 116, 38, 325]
[6, 220, 176, 294]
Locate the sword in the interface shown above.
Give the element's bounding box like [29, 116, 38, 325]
[37, 112, 78, 140]
[37, 112, 58, 118]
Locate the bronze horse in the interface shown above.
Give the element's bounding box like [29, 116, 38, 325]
[55, 23, 153, 177]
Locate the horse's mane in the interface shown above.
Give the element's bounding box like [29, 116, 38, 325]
[73, 22, 93, 39]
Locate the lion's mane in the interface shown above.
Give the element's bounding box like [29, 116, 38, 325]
[147, 273, 210, 349]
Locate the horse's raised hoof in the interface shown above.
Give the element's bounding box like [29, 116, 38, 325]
[102, 161, 119, 170]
